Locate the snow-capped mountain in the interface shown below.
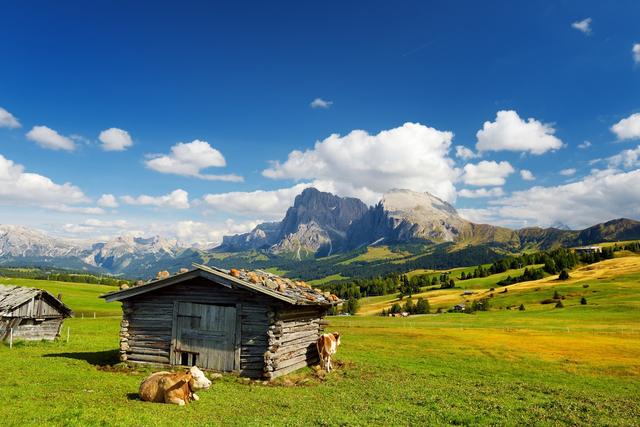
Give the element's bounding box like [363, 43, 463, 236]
[0, 226, 187, 275]
[0, 225, 85, 258]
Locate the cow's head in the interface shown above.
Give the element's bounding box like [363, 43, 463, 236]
[188, 366, 212, 391]
[332, 332, 341, 347]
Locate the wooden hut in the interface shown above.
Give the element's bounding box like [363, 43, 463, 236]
[0, 284, 73, 341]
[101, 264, 340, 379]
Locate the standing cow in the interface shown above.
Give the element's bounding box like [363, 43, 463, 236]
[316, 332, 341, 373]
[139, 366, 212, 405]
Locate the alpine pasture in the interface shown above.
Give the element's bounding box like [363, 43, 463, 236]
[1, 256, 639, 426]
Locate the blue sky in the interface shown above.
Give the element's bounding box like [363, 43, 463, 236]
[1, 1, 639, 244]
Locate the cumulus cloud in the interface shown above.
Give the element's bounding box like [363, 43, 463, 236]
[0, 154, 90, 209]
[99, 128, 133, 151]
[458, 187, 505, 198]
[633, 43, 640, 64]
[121, 189, 190, 209]
[97, 194, 119, 208]
[462, 160, 514, 186]
[172, 219, 262, 246]
[202, 183, 313, 220]
[476, 110, 563, 155]
[571, 18, 592, 34]
[84, 218, 129, 228]
[560, 168, 576, 176]
[45, 205, 105, 215]
[0, 107, 21, 129]
[578, 140, 592, 149]
[520, 169, 535, 181]
[263, 122, 459, 202]
[455, 145, 477, 161]
[145, 140, 243, 182]
[310, 98, 333, 109]
[607, 145, 640, 169]
[460, 170, 640, 229]
[26, 126, 76, 151]
[611, 113, 640, 141]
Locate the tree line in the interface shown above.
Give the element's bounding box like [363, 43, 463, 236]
[0, 267, 132, 286]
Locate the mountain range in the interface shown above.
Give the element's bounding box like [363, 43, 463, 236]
[1, 188, 639, 280]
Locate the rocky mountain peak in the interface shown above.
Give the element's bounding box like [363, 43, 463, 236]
[380, 189, 459, 218]
[278, 188, 369, 238]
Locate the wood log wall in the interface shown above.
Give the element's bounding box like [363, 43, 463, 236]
[263, 306, 325, 380]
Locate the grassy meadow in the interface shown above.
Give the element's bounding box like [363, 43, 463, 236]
[1, 257, 639, 426]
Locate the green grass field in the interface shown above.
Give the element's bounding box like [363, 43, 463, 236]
[1, 257, 639, 426]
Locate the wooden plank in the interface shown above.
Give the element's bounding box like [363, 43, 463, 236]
[169, 302, 179, 365]
[266, 356, 319, 380]
[127, 354, 170, 364]
[235, 303, 242, 371]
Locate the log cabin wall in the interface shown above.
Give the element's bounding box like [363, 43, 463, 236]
[12, 318, 64, 340]
[263, 305, 325, 380]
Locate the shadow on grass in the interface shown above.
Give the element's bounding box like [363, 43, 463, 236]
[127, 393, 140, 401]
[43, 349, 120, 366]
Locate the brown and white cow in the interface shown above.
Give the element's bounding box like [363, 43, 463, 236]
[139, 366, 212, 406]
[316, 332, 341, 373]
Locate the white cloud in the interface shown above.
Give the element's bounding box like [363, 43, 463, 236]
[0, 154, 90, 209]
[560, 168, 576, 176]
[84, 218, 129, 228]
[571, 18, 592, 34]
[0, 107, 21, 129]
[633, 43, 640, 64]
[607, 145, 640, 169]
[172, 219, 262, 246]
[263, 122, 459, 202]
[458, 187, 505, 198]
[462, 160, 514, 186]
[121, 189, 190, 209]
[97, 194, 119, 208]
[145, 140, 243, 182]
[310, 98, 333, 109]
[467, 170, 640, 228]
[476, 110, 563, 155]
[46, 205, 105, 215]
[611, 113, 640, 141]
[520, 169, 535, 181]
[455, 145, 477, 161]
[202, 183, 313, 220]
[99, 128, 133, 151]
[26, 126, 76, 151]
[578, 140, 592, 149]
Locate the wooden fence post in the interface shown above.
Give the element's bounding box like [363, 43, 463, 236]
[9, 328, 12, 349]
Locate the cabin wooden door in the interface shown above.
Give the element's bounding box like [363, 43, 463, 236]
[170, 302, 238, 371]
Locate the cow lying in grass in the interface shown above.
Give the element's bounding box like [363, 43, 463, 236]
[139, 366, 212, 406]
[316, 332, 341, 373]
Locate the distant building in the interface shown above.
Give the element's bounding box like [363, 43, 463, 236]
[0, 285, 73, 341]
[574, 246, 603, 254]
[453, 303, 466, 312]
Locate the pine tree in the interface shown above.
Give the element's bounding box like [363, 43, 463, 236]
[580, 297, 587, 305]
[559, 270, 570, 280]
[519, 304, 525, 311]
[555, 300, 564, 308]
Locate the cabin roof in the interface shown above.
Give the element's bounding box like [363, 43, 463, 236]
[0, 284, 73, 317]
[100, 264, 342, 306]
